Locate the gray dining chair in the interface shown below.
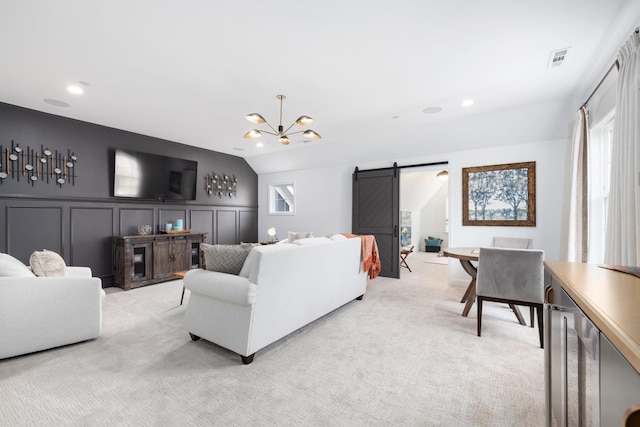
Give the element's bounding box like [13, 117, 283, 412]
[490, 236, 533, 249]
[476, 247, 545, 348]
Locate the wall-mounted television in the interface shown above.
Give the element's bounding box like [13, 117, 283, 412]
[113, 148, 197, 201]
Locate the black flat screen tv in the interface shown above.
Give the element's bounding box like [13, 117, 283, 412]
[113, 148, 197, 201]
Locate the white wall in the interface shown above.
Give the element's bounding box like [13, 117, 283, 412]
[258, 137, 569, 285]
[258, 164, 353, 241]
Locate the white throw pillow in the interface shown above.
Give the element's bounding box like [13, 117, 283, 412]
[0, 253, 36, 277]
[288, 231, 313, 243]
[29, 250, 67, 277]
[330, 234, 347, 241]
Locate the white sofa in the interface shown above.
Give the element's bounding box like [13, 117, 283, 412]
[184, 236, 368, 364]
[0, 263, 105, 359]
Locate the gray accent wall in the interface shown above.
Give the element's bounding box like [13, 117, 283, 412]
[0, 102, 258, 286]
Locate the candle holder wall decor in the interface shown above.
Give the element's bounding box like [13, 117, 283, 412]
[204, 172, 237, 198]
[0, 140, 78, 187]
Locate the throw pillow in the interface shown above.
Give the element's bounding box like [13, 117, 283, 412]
[287, 231, 313, 243]
[0, 253, 36, 277]
[201, 243, 252, 275]
[29, 250, 67, 277]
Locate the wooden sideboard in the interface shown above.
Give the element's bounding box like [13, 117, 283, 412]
[113, 233, 207, 290]
[544, 261, 640, 426]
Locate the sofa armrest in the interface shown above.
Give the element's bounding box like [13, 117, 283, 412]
[184, 269, 257, 306]
[66, 266, 93, 278]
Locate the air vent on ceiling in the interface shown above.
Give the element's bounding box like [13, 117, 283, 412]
[548, 48, 569, 68]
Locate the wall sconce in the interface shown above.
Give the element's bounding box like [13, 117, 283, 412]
[0, 140, 77, 187]
[204, 172, 237, 198]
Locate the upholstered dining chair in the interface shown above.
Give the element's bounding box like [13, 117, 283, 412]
[476, 247, 545, 348]
[490, 236, 533, 249]
[490, 236, 534, 325]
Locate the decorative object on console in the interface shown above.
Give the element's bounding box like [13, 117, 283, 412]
[0, 140, 77, 186]
[204, 172, 237, 197]
[137, 225, 152, 235]
[243, 94, 321, 146]
[164, 229, 191, 235]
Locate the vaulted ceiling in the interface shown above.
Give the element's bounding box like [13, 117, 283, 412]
[1, 1, 638, 174]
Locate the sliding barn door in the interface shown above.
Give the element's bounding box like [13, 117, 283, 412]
[352, 167, 399, 278]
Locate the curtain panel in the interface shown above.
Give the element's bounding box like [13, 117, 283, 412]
[605, 31, 640, 266]
[567, 107, 589, 262]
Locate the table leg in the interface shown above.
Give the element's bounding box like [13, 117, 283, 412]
[461, 277, 476, 317]
[509, 304, 527, 325]
[458, 259, 478, 317]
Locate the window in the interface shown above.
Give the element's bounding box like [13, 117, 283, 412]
[588, 113, 614, 264]
[269, 183, 295, 215]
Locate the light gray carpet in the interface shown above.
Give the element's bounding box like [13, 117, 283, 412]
[0, 252, 544, 426]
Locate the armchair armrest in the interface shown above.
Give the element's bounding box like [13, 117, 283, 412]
[184, 269, 257, 306]
[65, 266, 93, 278]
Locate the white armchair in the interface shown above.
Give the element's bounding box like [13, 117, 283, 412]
[0, 253, 104, 359]
[476, 247, 545, 348]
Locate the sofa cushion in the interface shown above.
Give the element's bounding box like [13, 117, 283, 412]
[0, 253, 36, 278]
[293, 237, 331, 245]
[288, 231, 313, 243]
[202, 243, 252, 275]
[29, 250, 67, 277]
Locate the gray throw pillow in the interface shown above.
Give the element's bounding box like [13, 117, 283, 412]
[201, 243, 252, 275]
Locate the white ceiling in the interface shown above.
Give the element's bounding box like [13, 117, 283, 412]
[1, 1, 639, 174]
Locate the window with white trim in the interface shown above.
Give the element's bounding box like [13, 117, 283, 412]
[269, 183, 295, 215]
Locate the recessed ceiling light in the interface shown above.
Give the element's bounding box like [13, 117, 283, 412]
[423, 107, 443, 114]
[44, 98, 71, 107]
[393, 115, 400, 119]
[256, 142, 264, 148]
[67, 85, 84, 95]
[461, 99, 474, 107]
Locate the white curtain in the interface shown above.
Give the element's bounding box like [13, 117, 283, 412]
[567, 106, 589, 262]
[605, 31, 640, 266]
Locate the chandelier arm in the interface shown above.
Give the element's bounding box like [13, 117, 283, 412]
[262, 121, 279, 134]
[258, 129, 279, 137]
[281, 122, 300, 135]
[285, 129, 306, 136]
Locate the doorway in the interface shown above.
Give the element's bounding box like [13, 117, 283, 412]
[400, 168, 449, 254]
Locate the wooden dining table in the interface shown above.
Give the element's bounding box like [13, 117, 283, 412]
[443, 247, 526, 324]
